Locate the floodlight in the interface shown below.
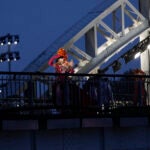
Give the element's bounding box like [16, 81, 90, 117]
[14, 35, 19, 44]
[14, 51, 20, 61]
[7, 35, 12, 45]
[112, 60, 121, 72]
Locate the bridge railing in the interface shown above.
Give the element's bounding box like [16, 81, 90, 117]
[0, 71, 149, 117]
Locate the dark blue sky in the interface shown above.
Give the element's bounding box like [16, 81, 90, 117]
[0, 0, 100, 72]
[0, 0, 140, 73]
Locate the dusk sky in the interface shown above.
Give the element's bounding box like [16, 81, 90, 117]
[0, 0, 140, 73]
[0, 0, 101, 72]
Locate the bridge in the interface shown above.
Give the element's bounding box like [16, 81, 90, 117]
[1, 1, 150, 150]
[0, 0, 150, 127]
[23, 0, 150, 74]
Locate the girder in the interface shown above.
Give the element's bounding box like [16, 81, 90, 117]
[23, 0, 149, 73]
[78, 22, 149, 73]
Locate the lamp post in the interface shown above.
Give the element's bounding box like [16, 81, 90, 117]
[0, 33, 20, 72]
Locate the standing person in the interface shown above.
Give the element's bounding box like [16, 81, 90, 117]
[48, 48, 74, 113]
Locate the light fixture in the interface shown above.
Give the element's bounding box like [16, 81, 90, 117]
[14, 35, 19, 44]
[97, 35, 150, 73]
[0, 37, 3, 46]
[1, 53, 7, 62]
[7, 35, 12, 45]
[0, 33, 20, 72]
[134, 52, 140, 59]
[0, 55, 3, 62]
[14, 51, 20, 61]
[112, 60, 121, 72]
[147, 44, 150, 50]
[0, 51, 20, 62]
[0, 34, 19, 46]
[121, 46, 139, 64]
[0, 37, 6, 46]
[137, 38, 149, 51]
[122, 52, 133, 64]
[7, 53, 14, 61]
[98, 67, 109, 74]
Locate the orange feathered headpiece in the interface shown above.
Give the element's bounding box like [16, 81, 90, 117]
[57, 48, 68, 60]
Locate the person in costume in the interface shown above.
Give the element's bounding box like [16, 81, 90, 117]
[48, 48, 74, 112]
[48, 48, 74, 74]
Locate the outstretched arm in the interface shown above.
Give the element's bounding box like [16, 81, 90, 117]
[48, 54, 60, 66]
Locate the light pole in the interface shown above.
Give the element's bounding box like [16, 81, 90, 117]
[0, 33, 20, 72]
[8, 44, 11, 72]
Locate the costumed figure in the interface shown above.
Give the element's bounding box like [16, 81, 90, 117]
[48, 48, 74, 75]
[48, 48, 74, 112]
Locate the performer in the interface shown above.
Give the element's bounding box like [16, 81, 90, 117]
[48, 48, 74, 113]
[48, 48, 74, 74]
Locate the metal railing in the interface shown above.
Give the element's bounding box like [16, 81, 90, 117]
[0, 71, 149, 118]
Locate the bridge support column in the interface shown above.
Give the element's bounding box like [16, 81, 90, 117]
[85, 26, 97, 57]
[139, 0, 150, 105]
[139, 0, 150, 74]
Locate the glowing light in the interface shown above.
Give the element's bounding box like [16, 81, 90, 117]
[134, 52, 140, 59]
[147, 44, 150, 50]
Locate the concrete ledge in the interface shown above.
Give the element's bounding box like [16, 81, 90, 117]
[1, 117, 149, 130]
[47, 119, 80, 129]
[120, 117, 148, 127]
[82, 118, 113, 127]
[2, 120, 39, 130]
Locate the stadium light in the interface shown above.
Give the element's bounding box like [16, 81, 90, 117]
[0, 33, 20, 72]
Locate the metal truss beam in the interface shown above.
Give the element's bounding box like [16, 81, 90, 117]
[23, 0, 149, 74]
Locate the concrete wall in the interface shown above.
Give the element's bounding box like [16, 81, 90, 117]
[0, 126, 150, 150]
